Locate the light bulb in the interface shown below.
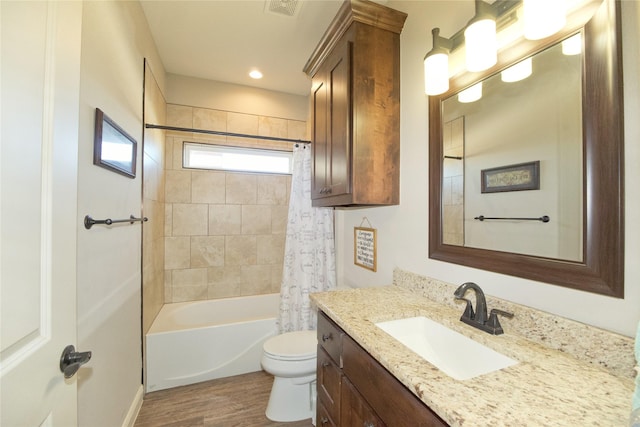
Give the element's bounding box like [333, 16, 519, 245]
[424, 53, 449, 95]
[465, 19, 497, 72]
[501, 58, 532, 83]
[458, 82, 483, 103]
[562, 33, 582, 56]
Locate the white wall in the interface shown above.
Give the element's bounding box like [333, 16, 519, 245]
[76, 1, 165, 426]
[335, 0, 640, 337]
[166, 73, 309, 121]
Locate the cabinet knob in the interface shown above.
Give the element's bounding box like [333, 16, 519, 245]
[364, 423, 374, 427]
[322, 333, 332, 342]
[322, 361, 330, 367]
[321, 417, 329, 425]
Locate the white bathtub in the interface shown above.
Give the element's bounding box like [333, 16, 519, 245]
[145, 293, 280, 392]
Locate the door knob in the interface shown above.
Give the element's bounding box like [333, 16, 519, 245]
[60, 345, 92, 378]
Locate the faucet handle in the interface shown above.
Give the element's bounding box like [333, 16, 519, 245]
[487, 309, 514, 335]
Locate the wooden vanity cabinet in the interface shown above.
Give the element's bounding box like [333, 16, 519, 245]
[317, 311, 448, 427]
[303, 0, 407, 207]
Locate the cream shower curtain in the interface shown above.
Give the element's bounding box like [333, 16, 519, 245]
[278, 144, 336, 333]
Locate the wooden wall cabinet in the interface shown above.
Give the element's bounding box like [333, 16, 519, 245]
[303, 0, 407, 207]
[317, 311, 448, 426]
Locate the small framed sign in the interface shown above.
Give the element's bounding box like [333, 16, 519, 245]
[481, 160, 540, 193]
[93, 108, 137, 178]
[354, 227, 377, 272]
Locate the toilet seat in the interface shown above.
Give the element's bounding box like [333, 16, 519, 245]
[263, 330, 317, 361]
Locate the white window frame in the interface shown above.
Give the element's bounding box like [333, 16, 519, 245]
[183, 142, 292, 174]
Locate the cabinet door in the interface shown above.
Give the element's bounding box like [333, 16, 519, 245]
[317, 347, 342, 424]
[341, 377, 386, 427]
[311, 40, 351, 200]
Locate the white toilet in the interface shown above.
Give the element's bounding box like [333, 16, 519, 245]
[261, 330, 317, 423]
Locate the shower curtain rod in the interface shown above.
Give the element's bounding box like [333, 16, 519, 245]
[145, 124, 312, 145]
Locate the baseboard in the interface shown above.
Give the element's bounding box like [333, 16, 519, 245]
[122, 385, 144, 427]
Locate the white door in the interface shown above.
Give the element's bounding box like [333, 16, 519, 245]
[1, 1, 83, 425]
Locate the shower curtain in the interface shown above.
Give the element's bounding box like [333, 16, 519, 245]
[278, 144, 336, 333]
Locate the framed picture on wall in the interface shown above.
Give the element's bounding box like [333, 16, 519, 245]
[93, 108, 137, 178]
[354, 227, 377, 272]
[481, 161, 540, 193]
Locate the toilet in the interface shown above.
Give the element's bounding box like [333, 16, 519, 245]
[261, 330, 317, 423]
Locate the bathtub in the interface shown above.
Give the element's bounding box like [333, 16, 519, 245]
[145, 293, 280, 392]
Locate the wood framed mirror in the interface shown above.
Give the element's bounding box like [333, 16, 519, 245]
[428, 0, 624, 297]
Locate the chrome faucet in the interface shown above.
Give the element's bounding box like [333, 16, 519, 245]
[453, 282, 513, 335]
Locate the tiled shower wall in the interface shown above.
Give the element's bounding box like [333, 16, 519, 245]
[163, 104, 306, 303]
[142, 63, 166, 334]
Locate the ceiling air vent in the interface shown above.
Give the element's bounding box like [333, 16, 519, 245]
[265, 0, 300, 17]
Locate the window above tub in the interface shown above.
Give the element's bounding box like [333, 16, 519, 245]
[183, 142, 292, 174]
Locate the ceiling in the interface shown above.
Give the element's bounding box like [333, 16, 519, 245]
[140, 0, 345, 96]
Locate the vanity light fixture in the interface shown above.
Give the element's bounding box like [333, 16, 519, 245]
[457, 82, 483, 103]
[501, 57, 532, 82]
[464, 0, 498, 72]
[424, 28, 453, 95]
[523, 0, 566, 40]
[562, 33, 582, 55]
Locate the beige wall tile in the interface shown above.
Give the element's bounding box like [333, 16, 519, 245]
[227, 112, 258, 135]
[271, 264, 283, 290]
[257, 234, 285, 265]
[225, 235, 257, 265]
[171, 268, 208, 302]
[164, 136, 175, 170]
[164, 204, 173, 237]
[172, 285, 208, 302]
[172, 203, 208, 236]
[257, 175, 287, 205]
[166, 170, 191, 203]
[240, 265, 272, 295]
[171, 138, 184, 170]
[207, 266, 242, 299]
[226, 173, 257, 204]
[242, 205, 271, 235]
[191, 236, 224, 267]
[164, 273, 173, 303]
[209, 204, 241, 235]
[287, 120, 308, 140]
[193, 108, 226, 132]
[271, 205, 288, 234]
[167, 104, 193, 128]
[165, 236, 190, 269]
[157, 107, 307, 302]
[259, 116, 288, 138]
[192, 170, 225, 203]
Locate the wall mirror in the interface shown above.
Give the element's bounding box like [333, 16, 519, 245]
[428, 0, 624, 297]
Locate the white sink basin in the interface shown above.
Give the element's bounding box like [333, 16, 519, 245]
[375, 316, 518, 380]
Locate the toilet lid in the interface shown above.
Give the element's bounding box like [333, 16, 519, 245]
[263, 330, 317, 360]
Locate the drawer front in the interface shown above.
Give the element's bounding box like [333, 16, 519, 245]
[342, 335, 448, 427]
[317, 401, 338, 427]
[317, 346, 342, 424]
[317, 311, 343, 365]
[341, 377, 386, 427]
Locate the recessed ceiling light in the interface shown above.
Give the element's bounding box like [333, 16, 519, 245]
[249, 69, 263, 79]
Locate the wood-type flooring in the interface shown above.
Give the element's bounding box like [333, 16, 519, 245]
[134, 371, 313, 427]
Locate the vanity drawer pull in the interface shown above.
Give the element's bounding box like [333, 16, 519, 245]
[322, 333, 333, 342]
[321, 417, 329, 425]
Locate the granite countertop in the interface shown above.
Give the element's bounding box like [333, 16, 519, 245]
[311, 285, 635, 427]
